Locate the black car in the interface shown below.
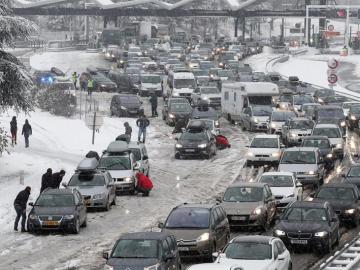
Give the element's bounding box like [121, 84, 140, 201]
[274, 201, 339, 254]
[108, 70, 138, 94]
[301, 136, 334, 170]
[315, 105, 346, 134]
[311, 183, 360, 227]
[191, 105, 219, 121]
[322, 95, 348, 106]
[83, 68, 117, 93]
[110, 94, 144, 117]
[27, 188, 87, 234]
[342, 165, 360, 191]
[103, 232, 181, 270]
[347, 105, 360, 130]
[175, 125, 216, 159]
[313, 89, 335, 104]
[165, 102, 192, 126]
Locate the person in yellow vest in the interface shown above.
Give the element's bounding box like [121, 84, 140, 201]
[87, 78, 94, 96]
[72, 72, 78, 90]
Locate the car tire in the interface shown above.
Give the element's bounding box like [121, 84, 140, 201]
[175, 153, 180, 159]
[81, 215, 87, 228]
[288, 262, 293, 270]
[352, 213, 360, 227]
[104, 199, 111, 211]
[72, 218, 80, 234]
[111, 196, 116, 206]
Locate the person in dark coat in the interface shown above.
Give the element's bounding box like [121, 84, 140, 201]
[85, 151, 100, 161]
[51, 170, 66, 189]
[149, 93, 158, 117]
[21, 119, 32, 148]
[41, 168, 53, 192]
[10, 116, 17, 146]
[14, 186, 31, 232]
[172, 118, 188, 134]
[124, 122, 132, 143]
[136, 114, 150, 143]
[135, 172, 153, 197]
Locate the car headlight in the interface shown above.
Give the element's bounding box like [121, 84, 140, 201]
[210, 74, 214, 78]
[175, 143, 183, 148]
[106, 53, 110, 57]
[315, 231, 328, 237]
[111, 54, 115, 57]
[318, 98, 323, 103]
[169, 113, 175, 118]
[104, 265, 114, 270]
[274, 229, 285, 236]
[345, 208, 355, 214]
[336, 143, 342, 149]
[290, 133, 297, 138]
[280, 104, 287, 109]
[271, 123, 276, 128]
[144, 263, 160, 270]
[201, 96, 209, 100]
[93, 193, 106, 200]
[137, 52, 142, 56]
[63, 215, 74, 220]
[101, 84, 107, 88]
[124, 177, 132, 182]
[340, 121, 346, 127]
[173, 93, 180, 97]
[246, 151, 253, 156]
[119, 60, 124, 63]
[287, 193, 295, 198]
[198, 143, 207, 148]
[214, 120, 219, 127]
[308, 170, 315, 175]
[272, 152, 280, 157]
[326, 153, 333, 158]
[29, 214, 38, 220]
[219, 62, 224, 66]
[351, 115, 356, 121]
[196, 232, 210, 242]
[253, 117, 259, 123]
[252, 207, 262, 215]
[120, 106, 127, 110]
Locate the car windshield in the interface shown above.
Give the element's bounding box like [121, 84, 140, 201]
[294, 96, 314, 105]
[344, 103, 360, 109]
[317, 109, 344, 118]
[142, 76, 161, 83]
[279, 95, 292, 102]
[224, 242, 272, 260]
[289, 120, 313, 129]
[350, 106, 360, 114]
[200, 62, 214, 69]
[223, 187, 263, 202]
[283, 207, 328, 222]
[129, 148, 141, 161]
[165, 207, 210, 229]
[180, 131, 207, 141]
[174, 79, 195, 89]
[252, 107, 272, 116]
[112, 239, 159, 259]
[99, 156, 131, 170]
[188, 120, 213, 130]
[312, 128, 341, 138]
[272, 112, 295, 121]
[68, 173, 105, 186]
[317, 187, 355, 200]
[170, 103, 191, 112]
[167, 59, 180, 64]
[36, 194, 74, 207]
[201, 88, 219, 94]
[315, 90, 335, 97]
[281, 151, 316, 164]
[119, 96, 140, 104]
[193, 70, 208, 76]
[347, 167, 360, 177]
[250, 138, 278, 148]
[260, 175, 293, 187]
[302, 139, 330, 149]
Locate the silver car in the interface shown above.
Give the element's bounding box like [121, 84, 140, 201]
[128, 142, 150, 176]
[282, 117, 314, 146]
[240, 106, 272, 132]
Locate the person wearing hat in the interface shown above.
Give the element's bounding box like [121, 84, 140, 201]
[51, 170, 66, 189]
[14, 186, 31, 232]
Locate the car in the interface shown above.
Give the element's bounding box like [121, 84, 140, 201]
[103, 232, 181, 270]
[278, 147, 325, 188]
[192, 69, 209, 80]
[217, 69, 237, 81]
[273, 201, 340, 254]
[312, 123, 344, 160]
[175, 126, 217, 159]
[199, 60, 215, 71]
[301, 136, 334, 170]
[342, 165, 360, 191]
[165, 102, 192, 126]
[292, 94, 315, 112]
[322, 95, 348, 106]
[314, 105, 346, 135]
[269, 111, 296, 134]
[139, 56, 158, 71]
[85, 67, 118, 92]
[311, 183, 360, 227]
[27, 188, 87, 234]
[240, 106, 273, 132]
[282, 117, 314, 147]
[275, 94, 293, 111]
[219, 182, 276, 230]
[110, 94, 144, 117]
[191, 86, 221, 107]
[313, 89, 335, 104]
[160, 203, 230, 261]
[127, 141, 150, 177]
[187, 119, 220, 136]
[258, 172, 302, 214]
[191, 105, 219, 121]
[107, 70, 137, 94]
[64, 157, 116, 211]
[162, 97, 189, 121]
[246, 134, 282, 167]
[297, 103, 320, 118]
[342, 101, 360, 117]
[252, 71, 267, 82]
[164, 59, 181, 74]
[139, 73, 162, 97]
[211, 236, 292, 270]
[104, 45, 122, 61]
[188, 59, 200, 70]
[347, 104, 360, 130]
[209, 68, 222, 81]
[99, 141, 139, 195]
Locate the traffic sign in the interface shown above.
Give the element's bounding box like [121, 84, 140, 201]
[328, 74, 338, 84]
[327, 68, 337, 77]
[327, 58, 339, 69]
[328, 24, 335, 31]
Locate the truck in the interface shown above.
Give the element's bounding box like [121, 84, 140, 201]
[221, 82, 279, 123]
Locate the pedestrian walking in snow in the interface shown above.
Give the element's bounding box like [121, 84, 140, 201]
[72, 72, 78, 90]
[21, 119, 32, 148]
[124, 122, 132, 143]
[41, 168, 53, 193]
[14, 186, 31, 232]
[10, 116, 17, 146]
[51, 170, 66, 189]
[136, 114, 150, 143]
[149, 93, 158, 117]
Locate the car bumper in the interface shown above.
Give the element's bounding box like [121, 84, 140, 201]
[176, 148, 210, 157]
[296, 174, 320, 185]
[177, 241, 212, 258]
[27, 218, 77, 232]
[247, 156, 280, 165]
[114, 183, 135, 193]
[277, 235, 329, 250]
[226, 214, 265, 227]
[252, 122, 269, 131]
[84, 197, 108, 208]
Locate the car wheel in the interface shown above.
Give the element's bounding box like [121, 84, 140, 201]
[104, 198, 111, 211]
[175, 153, 180, 159]
[73, 218, 80, 234]
[81, 215, 87, 228]
[353, 213, 360, 227]
[288, 262, 293, 270]
[111, 196, 116, 206]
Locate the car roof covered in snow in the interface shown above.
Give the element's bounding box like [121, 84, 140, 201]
[260, 171, 294, 176]
[119, 232, 173, 241]
[229, 182, 266, 188]
[314, 123, 340, 129]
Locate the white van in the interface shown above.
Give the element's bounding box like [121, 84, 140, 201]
[139, 73, 162, 97]
[222, 82, 279, 122]
[171, 72, 196, 100]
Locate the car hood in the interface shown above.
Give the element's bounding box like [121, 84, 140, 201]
[107, 170, 133, 178]
[328, 138, 343, 146]
[142, 83, 161, 89]
[312, 198, 355, 210]
[221, 201, 263, 215]
[178, 139, 207, 147]
[277, 221, 328, 233]
[252, 116, 269, 122]
[122, 103, 141, 109]
[270, 187, 295, 197]
[173, 88, 194, 93]
[217, 258, 273, 270]
[248, 148, 279, 154]
[172, 111, 192, 118]
[162, 228, 209, 241]
[278, 164, 318, 173]
[32, 206, 76, 216]
[68, 185, 107, 196]
[107, 258, 159, 270]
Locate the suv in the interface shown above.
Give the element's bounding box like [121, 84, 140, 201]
[312, 123, 344, 160]
[347, 104, 360, 130]
[274, 201, 340, 254]
[160, 203, 230, 261]
[191, 86, 221, 108]
[246, 134, 282, 167]
[139, 73, 162, 97]
[27, 189, 87, 234]
[278, 147, 325, 188]
[282, 117, 314, 146]
[219, 182, 276, 231]
[127, 141, 150, 176]
[64, 158, 116, 211]
[103, 232, 181, 270]
[99, 141, 139, 195]
[110, 94, 144, 117]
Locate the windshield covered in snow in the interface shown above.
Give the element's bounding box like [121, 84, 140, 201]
[283, 207, 328, 222]
[252, 107, 272, 116]
[302, 139, 330, 149]
[312, 128, 341, 138]
[180, 132, 207, 141]
[165, 207, 210, 228]
[317, 187, 355, 201]
[223, 187, 263, 202]
[224, 242, 271, 260]
[112, 239, 159, 259]
[259, 175, 293, 187]
[141, 76, 161, 84]
[99, 156, 131, 170]
[293, 95, 314, 105]
[271, 112, 295, 121]
[36, 194, 75, 207]
[68, 174, 105, 186]
[317, 109, 344, 118]
[281, 151, 316, 164]
[250, 138, 278, 148]
[289, 120, 314, 129]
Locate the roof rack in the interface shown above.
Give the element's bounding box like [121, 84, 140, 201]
[106, 141, 130, 153]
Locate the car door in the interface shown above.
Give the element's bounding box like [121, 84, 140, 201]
[216, 207, 229, 248]
[264, 185, 276, 222]
[106, 173, 116, 203]
[274, 240, 288, 270]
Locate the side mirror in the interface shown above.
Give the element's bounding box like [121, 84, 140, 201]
[181, 128, 186, 133]
[28, 202, 34, 207]
[62, 182, 67, 188]
[295, 181, 302, 188]
[102, 251, 109, 260]
[143, 155, 149, 160]
[133, 163, 140, 171]
[309, 191, 316, 198]
[278, 253, 286, 261]
[216, 196, 222, 203]
[212, 252, 219, 259]
[158, 222, 164, 229]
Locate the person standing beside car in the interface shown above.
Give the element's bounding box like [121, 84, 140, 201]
[21, 119, 32, 148]
[10, 116, 17, 146]
[124, 122, 132, 143]
[14, 186, 31, 232]
[136, 114, 150, 143]
[41, 168, 53, 192]
[51, 170, 66, 189]
[135, 172, 153, 196]
[149, 93, 158, 117]
[87, 78, 94, 96]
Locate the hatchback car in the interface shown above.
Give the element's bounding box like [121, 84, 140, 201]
[240, 106, 273, 132]
[219, 182, 276, 231]
[160, 203, 230, 261]
[27, 188, 87, 234]
[162, 97, 189, 121]
[103, 232, 181, 270]
[110, 94, 144, 117]
[246, 135, 282, 167]
[312, 123, 344, 160]
[165, 102, 192, 126]
[274, 201, 340, 254]
[282, 117, 314, 147]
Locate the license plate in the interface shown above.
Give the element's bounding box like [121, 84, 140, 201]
[178, 247, 189, 251]
[43, 221, 58, 226]
[231, 216, 246, 221]
[290, 239, 308, 245]
[185, 149, 195, 152]
[129, 111, 137, 113]
[258, 158, 265, 161]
